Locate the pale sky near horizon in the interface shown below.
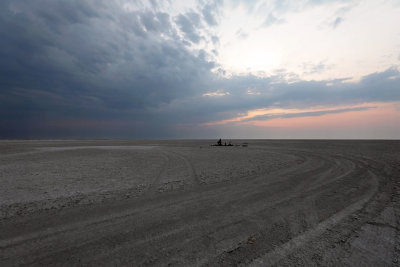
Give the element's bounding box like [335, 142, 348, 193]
[1, 0, 400, 139]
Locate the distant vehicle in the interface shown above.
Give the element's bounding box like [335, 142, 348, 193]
[211, 138, 233, 146]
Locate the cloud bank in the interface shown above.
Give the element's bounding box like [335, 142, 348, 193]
[0, 0, 399, 139]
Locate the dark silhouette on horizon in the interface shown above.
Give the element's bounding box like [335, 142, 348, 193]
[212, 138, 233, 146]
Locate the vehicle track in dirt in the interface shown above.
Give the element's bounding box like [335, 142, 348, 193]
[0, 140, 398, 266]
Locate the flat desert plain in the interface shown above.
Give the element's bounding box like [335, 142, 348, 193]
[0, 140, 399, 266]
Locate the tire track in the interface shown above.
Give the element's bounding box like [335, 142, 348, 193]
[205, 155, 375, 266]
[15, 150, 365, 266]
[0, 148, 336, 265]
[166, 149, 200, 187]
[0, 142, 395, 266]
[250, 170, 379, 266]
[0, 151, 306, 254]
[145, 150, 170, 195]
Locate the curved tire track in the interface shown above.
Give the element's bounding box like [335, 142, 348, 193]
[0, 142, 397, 266]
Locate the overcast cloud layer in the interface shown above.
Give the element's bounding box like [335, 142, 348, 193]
[1, 0, 399, 139]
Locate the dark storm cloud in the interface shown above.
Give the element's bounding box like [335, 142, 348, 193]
[0, 0, 399, 139]
[139, 11, 172, 33]
[175, 12, 203, 44]
[0, 0, 215, 138]
[159, 68, 400, 127]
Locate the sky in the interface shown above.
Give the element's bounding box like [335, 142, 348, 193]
[1, 0, 400, 139]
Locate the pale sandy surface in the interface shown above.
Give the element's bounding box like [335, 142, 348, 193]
[0, 140, 399, 266]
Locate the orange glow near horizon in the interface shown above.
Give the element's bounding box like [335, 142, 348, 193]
[247, 103, 399, 129]
[202, 102, 400, 131]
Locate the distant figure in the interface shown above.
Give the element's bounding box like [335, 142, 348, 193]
[217, 138, 222, 146]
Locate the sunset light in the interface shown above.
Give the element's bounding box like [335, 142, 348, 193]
[1, 1, 400, 265]
[1, 0, 400, 138]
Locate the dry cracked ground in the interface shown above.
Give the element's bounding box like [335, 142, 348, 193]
[0, 140, 399, 266]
